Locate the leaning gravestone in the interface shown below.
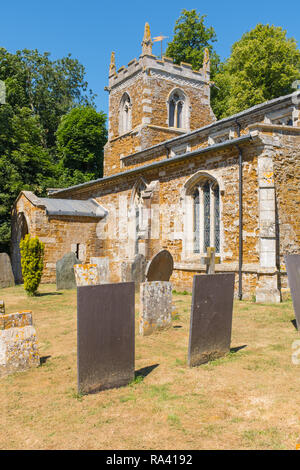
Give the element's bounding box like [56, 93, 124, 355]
[74, 264, 100, 287]
[0, 300, 5, 314]
[145, 249, 173, 282]
[77, 282, 135, 394]
[140, 250, 174, 335]
[188, 273, 235, 367]
[56, 252, 81, 290]
[0, 253, 15, 288]
[284, 254, 300, 330]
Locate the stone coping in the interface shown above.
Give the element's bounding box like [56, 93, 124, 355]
[174, 262, 283, 274]
[0, 311, 32, 330]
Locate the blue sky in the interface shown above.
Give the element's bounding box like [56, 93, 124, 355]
[1, 0, 299, 116]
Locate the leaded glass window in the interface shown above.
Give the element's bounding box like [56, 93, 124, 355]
[193, 188, 200, 254]
[203, 182, 210, 251]
[192, 179, 220, 254]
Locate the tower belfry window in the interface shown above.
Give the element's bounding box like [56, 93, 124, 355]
[168, 90, 186, 129]
[119, 93, 132, 134]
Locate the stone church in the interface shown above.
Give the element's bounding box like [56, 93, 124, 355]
[11, 23, 300, 302]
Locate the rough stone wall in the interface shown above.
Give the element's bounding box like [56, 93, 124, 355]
[273, 131, 300, 290]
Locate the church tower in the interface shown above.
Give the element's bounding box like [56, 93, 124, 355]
[104, 23, 215, 176]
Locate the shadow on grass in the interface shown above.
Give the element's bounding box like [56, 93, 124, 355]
[291, 319, 298, 330]
[135, 364, 159, 379]
[230, 345, 247, 354]
[36, 292, 62, 297]
[39, 355, 51, 365]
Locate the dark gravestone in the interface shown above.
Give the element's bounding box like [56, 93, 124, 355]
[145, 249, 174, 282]
[77, 282, 135, 394]
[188, 274, 235, 367]
[0, 253, 15, 288]
[56, 252, 81, 290]
[284, 254, 300, 330]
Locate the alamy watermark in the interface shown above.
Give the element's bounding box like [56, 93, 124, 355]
[291, 340, 300, 365]
[292, 79, 300, 105]
[0, 80, 6, 104]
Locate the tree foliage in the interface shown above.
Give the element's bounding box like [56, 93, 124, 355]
[56, 106, 107, 183]
[212, 24, 300, 119]
[0, 48, 107, 252]
[166, 9, 220, 77]
[20, 234, 44, 296]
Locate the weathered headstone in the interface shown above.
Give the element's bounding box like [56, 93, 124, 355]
[0, 300, 5, 314]
[0, 310, 39, 377]
[285, 254, 300, 330]
[56, 252, 81, 290]
[0, 253, 15, 288]
[77, 282, 135, 394]
[188, 273, 235, 367]
[90, 257, 110, 283]
[145, 249, 174, 282]
[139, 281, 172, 335]
[121, 254, 147, 291]
[74, 264, 100, 286]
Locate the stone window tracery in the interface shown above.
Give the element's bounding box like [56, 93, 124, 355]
[168, 89, 187, 129]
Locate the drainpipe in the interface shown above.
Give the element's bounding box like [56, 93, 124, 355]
[235, 120, 243, 300]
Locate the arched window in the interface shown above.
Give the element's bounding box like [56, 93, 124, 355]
[119, 92, 132, 134]
[192, 179, 220, 254]
[168, 89, 187, 129]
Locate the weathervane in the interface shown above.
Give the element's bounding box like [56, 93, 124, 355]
[153, 35, 169, 59]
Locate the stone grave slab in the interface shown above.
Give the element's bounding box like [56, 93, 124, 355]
[77, 282, 135, 394]
[90, 257, 110, 283]
[145, 249, 173, 282]
[74, 264, 100, 286]
[139, 281, 172, 335]
[285, 254, 300, 330]
[0, 253, 15, 288]
[56, 252, 81, 290]
[0, 310, 39, 377]
[188, 273, 235, 367]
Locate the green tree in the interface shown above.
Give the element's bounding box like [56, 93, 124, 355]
[166, 9, 220, 77]
[212, 24, 300, 119]
[56, 106, 107, 184]
[20, 234, 44, 296]
[0, 48, 105, 252]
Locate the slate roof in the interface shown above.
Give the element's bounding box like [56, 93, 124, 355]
[20, 191, 107, 218]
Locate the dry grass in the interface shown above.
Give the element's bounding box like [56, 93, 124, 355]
[0, 283, 299, 450]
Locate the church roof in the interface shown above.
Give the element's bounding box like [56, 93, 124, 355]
[19, 191, 107, 218]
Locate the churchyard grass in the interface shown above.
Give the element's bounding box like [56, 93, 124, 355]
[0, 284, 299, 450]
